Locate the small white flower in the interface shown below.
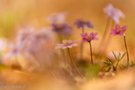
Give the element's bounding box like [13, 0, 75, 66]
[56, 40, 78, 49]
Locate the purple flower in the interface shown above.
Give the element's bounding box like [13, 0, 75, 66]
[75, 19, 94, 29]
[15, 27, 55, 56]
[48, 13, 72, 36]
[51, 23, 72, 36]
[81, 32, 98, 42]
[104, 4, 125, 24]
[56, 40, 78, 49]
[111, 24, 127, 36]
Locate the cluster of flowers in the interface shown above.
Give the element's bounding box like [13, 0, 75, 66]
[54, 4, 128, 66]
[1, 26, 55, 71]
[0, 4, 129, 73]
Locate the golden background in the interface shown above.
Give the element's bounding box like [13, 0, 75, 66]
[0, 0, 134, 39]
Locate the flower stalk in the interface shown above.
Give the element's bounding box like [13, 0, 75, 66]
[89, 41, 93, 64]
[67, 48, 74, 67]
[111, 24, 129, 67]
[81, 32, 98, 64]
[123, 35, 129, 67]
[75, 19, 93, 60]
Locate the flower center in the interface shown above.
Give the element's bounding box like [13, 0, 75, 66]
[116, 29, 121, 34]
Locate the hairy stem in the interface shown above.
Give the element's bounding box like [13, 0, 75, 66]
[115, 60, 120, 71]
[67, 48, 74, 67]
[123, 35, 129, 67]
[89, 42, 93, 64]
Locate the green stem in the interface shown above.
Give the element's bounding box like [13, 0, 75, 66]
[108, 59, 116, 71]
[123, 35, 129, 67]
[89, 42, 93, 64]
[115, 60, 120, 71]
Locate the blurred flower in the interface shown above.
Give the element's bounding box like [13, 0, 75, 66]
[81, 32, 98, 42]
[16, 26, 35, 50]
[35, 28, 55, 40]
[107, 51, 126, 60]
[1, 45, 21, 66]
[52, 23, 72, 36]
[104, 4, 125, 24]
[16, 26, 55, 52]
[56, 40, 78, 49]
[5, 46, 20, 59]
[111, 24, 127, 36]
[107, 51, 119, 60]
[3, 27, 55, 71]
[47, 13, 66, 24]
[48, 13, 72, 36]
[0, 38, 8, 52]
[75, 19, 93, 29]
[26, 30, 54, 53]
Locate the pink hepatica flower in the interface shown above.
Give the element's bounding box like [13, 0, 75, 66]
[56, 40, 78, 49]
[81, 32, 98, 42]
[104, 4, 125, 24]
[111, 24, 127, 36]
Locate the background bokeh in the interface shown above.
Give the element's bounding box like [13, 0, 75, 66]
[0, 0, 135, 39]
[0, 1, 135, 90]
[0, 0, 134, 59]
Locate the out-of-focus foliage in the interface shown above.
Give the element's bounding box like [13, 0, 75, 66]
[0, 11, 22, 37]
[85, 64, 100, 79]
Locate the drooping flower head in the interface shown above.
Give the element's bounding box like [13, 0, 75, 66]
[51, 23, 72, 36]
[75, 19, 94, 29]
[48, 13, 72, 36]
[47, 13, 66, 24]
[111, 24, 127, 36]
[81, 32, 98, 42]
[56, 40, 78, 49]
[104, 4, 125, 24]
